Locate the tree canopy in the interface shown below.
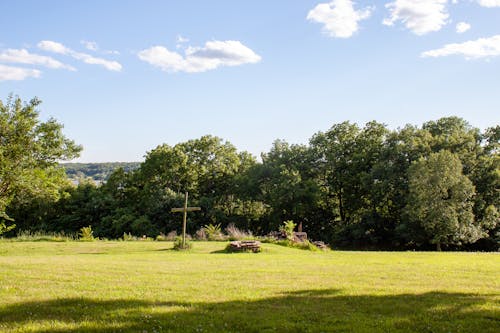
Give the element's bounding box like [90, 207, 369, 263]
[0, 96, 81, 229]
[2, 95, 498, 250]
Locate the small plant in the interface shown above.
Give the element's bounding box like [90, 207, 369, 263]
[279, 220, 296, 241]
[203, 223, 225, 241]
[173, 236, 192, 250]
[78, 226, 95, 241]
[122, 232, 135, 241]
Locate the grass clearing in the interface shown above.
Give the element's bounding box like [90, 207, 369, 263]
[0, 241, 498, 332]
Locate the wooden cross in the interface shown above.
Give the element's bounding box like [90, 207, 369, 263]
[171, 192, 201, 248]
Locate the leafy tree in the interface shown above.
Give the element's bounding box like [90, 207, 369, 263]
[405, 150, 483, 250]
[0, 96, 81, 229]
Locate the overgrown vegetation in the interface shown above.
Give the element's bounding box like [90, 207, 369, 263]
[2, 96, 499, 251]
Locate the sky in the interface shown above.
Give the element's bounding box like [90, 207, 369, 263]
[0, 0, 499, 162]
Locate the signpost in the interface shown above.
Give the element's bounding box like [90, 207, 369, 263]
[171, 192, 201, 248]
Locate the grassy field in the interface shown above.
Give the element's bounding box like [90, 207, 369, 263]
[0, 241, 498, 332]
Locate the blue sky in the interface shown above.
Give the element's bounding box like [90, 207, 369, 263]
[1, 0, 499, 162]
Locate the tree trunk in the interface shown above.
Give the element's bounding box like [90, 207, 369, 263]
[436, 242, 441, 251]
[338, 192, 345, 222]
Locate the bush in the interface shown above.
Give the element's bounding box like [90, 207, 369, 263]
[203, 223, 225, 241]
[173, 236, 192, 250]
[195, 228, 207, 240]
[279, 220, 296, 241]
[122, 232, 135, 241]
[225, 223, 253, 241]
[79, 226, 95, 241]
[269, 238, 321, 252]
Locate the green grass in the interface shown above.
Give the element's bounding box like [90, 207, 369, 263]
[0, 241, 498, 332]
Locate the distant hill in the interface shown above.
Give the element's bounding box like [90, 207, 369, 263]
[62, 162, 141, 183]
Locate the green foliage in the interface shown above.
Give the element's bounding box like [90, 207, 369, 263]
[79, 226, 95, 241]
[405, 151, 480, 250]
[0, 219, 15, 236]
[0, 95, 81, 220]
[173, 236, 192, 250]
[272, 239, 319, 251]
[203, 223, 225, 241]
[279, 220, 296, 241]
[5, 111, 499, 251]
[122, 232, 135, 241]
[13, 230, 75, 242]
[63, 162, 140, 183]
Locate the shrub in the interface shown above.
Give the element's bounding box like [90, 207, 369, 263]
[203, 223, 225, 241]
[273, 239, 319, 251]
[195, 228, 207, 240]
[225, 223, 253, 240]
[166, 230, 178, 241]
[79, 226, 95, 241]
[122, 232, 135, 241]
[173, 236, 192, 250]
[279, 220, 296, 241]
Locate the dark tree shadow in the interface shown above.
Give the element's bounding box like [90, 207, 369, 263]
[0, 290, 498, 332]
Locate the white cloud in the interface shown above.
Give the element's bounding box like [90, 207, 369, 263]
[177, 35, 189, 43]
[421, 34, 500, 59]
[38, 40, 71, 54]
[0, 48, 75, 70]
[307, 0, 373, 38]
[38, 40, 122, 71]
[383, 0, 449, 35]
[0, 64, 41, 81]
[477, 0, 500, 7]
[81, 40, 98, 51]
[138, 40, 261, 73]
[456, 22, 471, 33]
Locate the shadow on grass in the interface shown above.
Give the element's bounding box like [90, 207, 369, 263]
[0, 290, 498, 332]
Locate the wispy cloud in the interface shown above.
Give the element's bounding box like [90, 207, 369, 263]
[81, 40, 98, 51]
[80, 40, 120, 55]
[0, 48, 75, 70]
[477, 0, 500, 7]
[38, 40, 122, 71]
[138, 40, 261, 73]
[383, 0, 449, 35]
[421, 34, 500, 59]
[307, 0, 373, 38]
[455, 22, 471, 34]
[0, 64, 41, 81]
[177, 35, 189, 43]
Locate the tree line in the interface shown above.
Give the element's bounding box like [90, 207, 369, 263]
[1, 96, 499, 250]
[64, 162, 141, 183]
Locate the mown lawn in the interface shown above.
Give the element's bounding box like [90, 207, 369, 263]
[0, 241, 498, 332]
